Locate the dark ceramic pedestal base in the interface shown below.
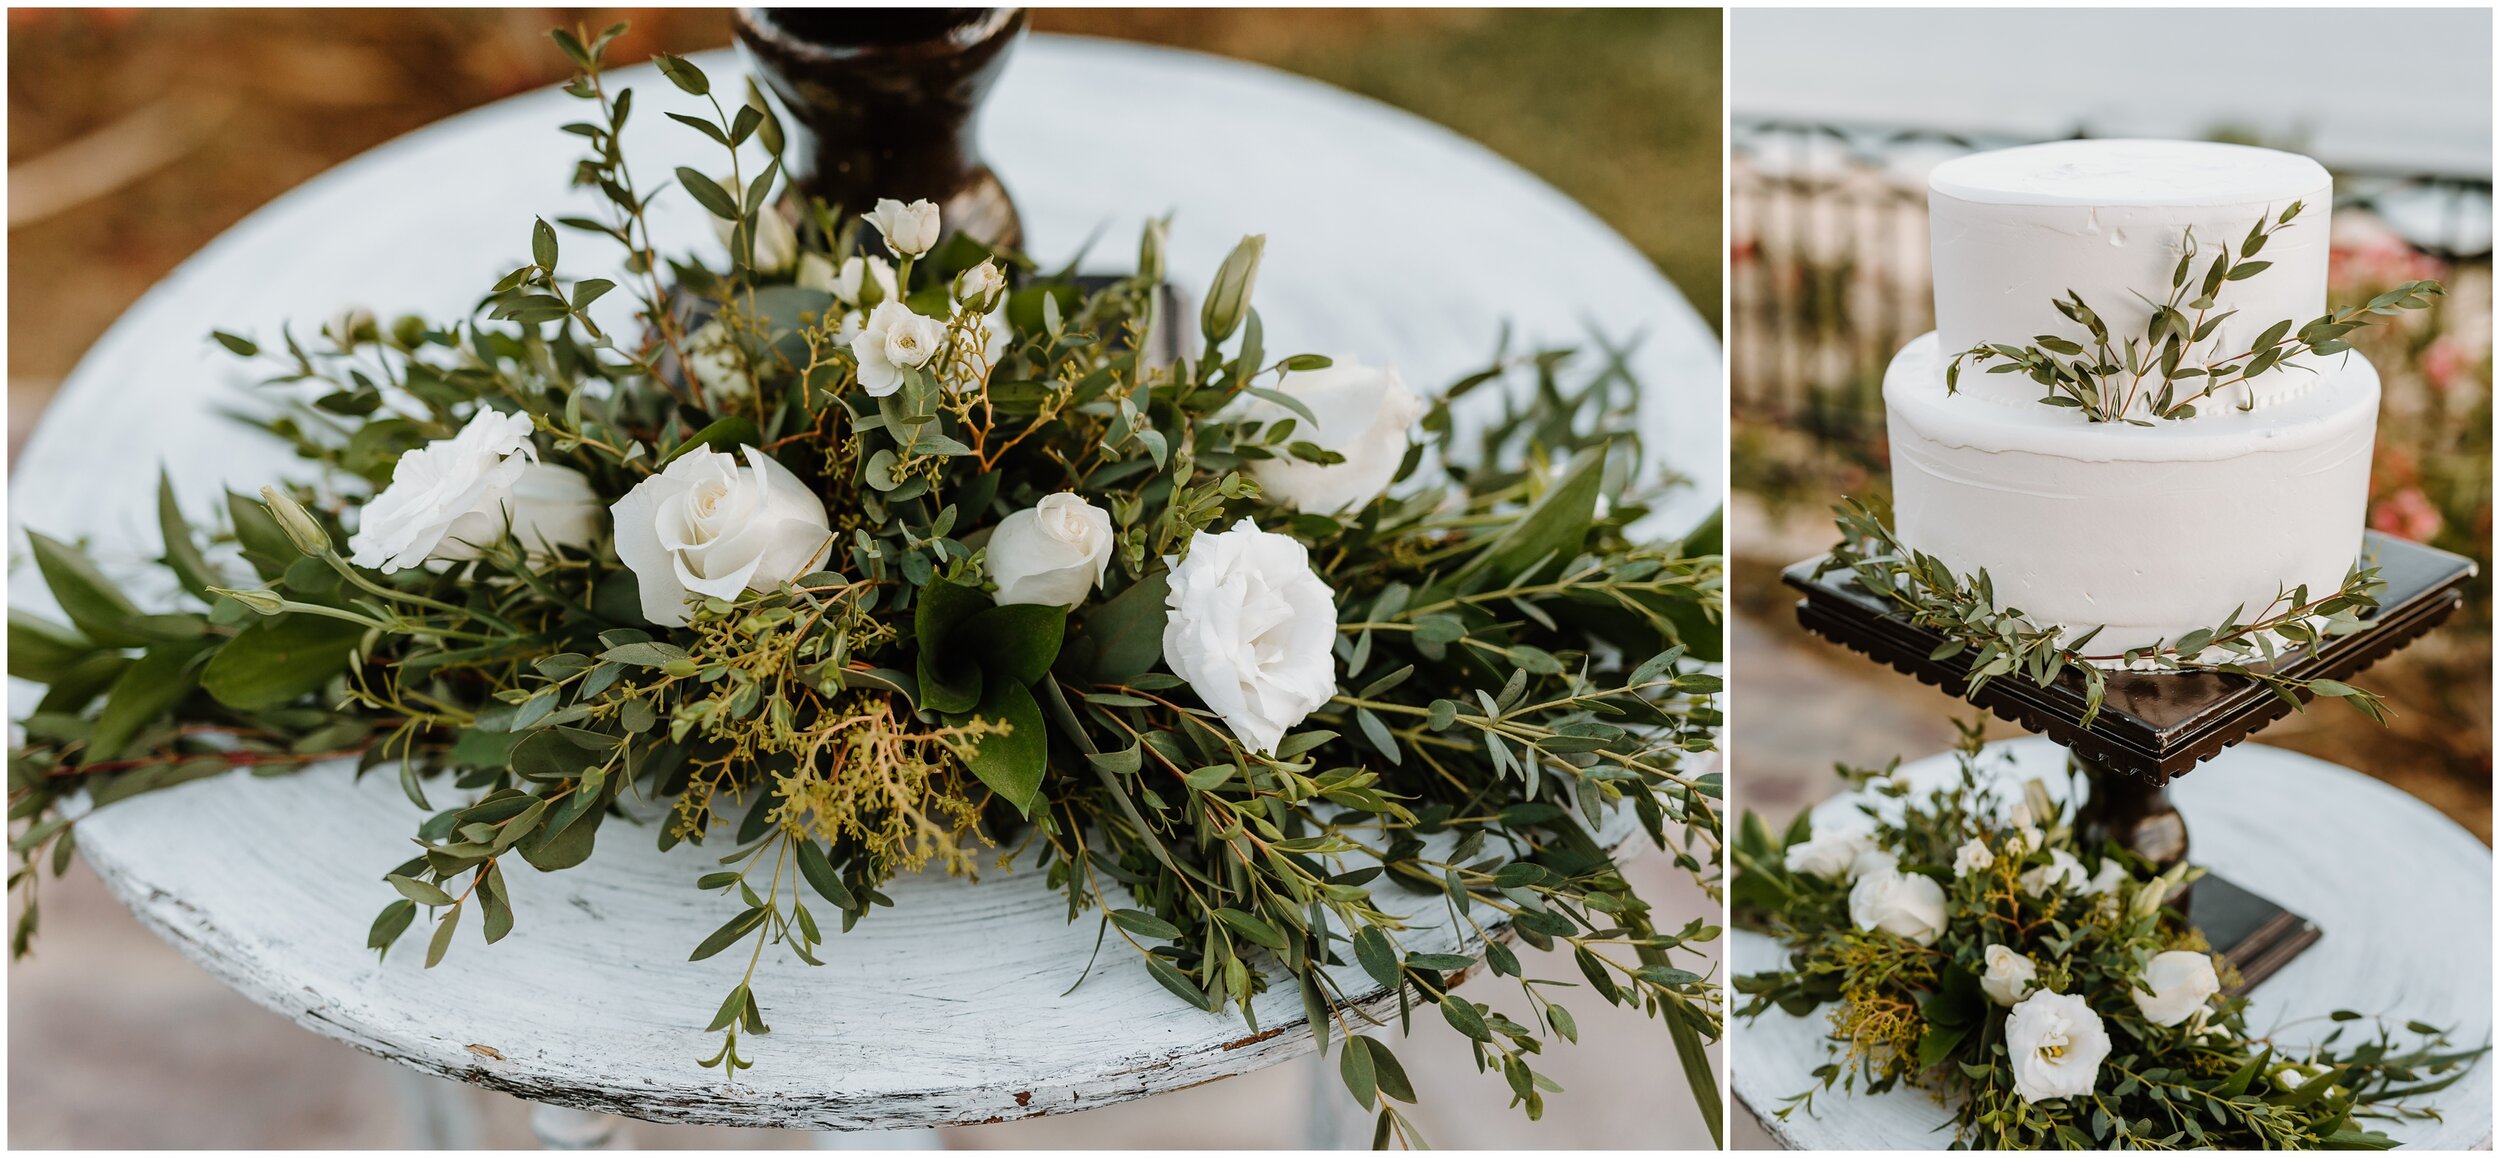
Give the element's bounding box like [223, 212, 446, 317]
[2191, 873, 2322, 994]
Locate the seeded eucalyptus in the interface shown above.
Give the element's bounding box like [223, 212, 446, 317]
[1820, 500, 2388, 725]
[1945, 203, 2445, 424]
[4, 22, 1723, 1146]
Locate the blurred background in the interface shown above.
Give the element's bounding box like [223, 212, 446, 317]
[1727, 7, 2494, 844]
[5, 7, 1723, 1149]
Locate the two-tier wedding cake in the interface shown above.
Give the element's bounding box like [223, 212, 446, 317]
[1884, 139, 2377, 655]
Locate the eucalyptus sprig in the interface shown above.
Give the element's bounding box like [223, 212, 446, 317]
[1820, 499, 2388, 724]
[1946, 203, 2445, 423]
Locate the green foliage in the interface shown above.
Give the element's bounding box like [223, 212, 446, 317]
[4, 21, 1724, 1147]
[1732, 724, 2482, 1148]
[1821, 499, 2389, 726]
[1946, 203, 2446, 424]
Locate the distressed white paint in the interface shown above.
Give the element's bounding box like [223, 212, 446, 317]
[8, 38, 1722, 1132]
[1733, 738, 2493, 1149]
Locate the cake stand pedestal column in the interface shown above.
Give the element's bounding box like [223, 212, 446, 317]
[1782, 529, 2474, 990]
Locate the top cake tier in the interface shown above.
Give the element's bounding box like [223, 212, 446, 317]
[1929, 140, 2333, 411]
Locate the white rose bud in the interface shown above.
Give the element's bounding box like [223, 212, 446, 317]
[1161, 518, 1337, 755]
[1848, 862, 1948, 946]
[955, 259, 1006, 311]
[866, 197, 941, 259]
[1239, 357, 1428, 515]
[1200, 233, 1265, 343]
[987, 493, 1114, 608]
[851, 301, 947, 397]
[716, 199, 798, 275]
[2006, 991, 2111, 1103]
[1782, 819, 1877, 881]
[1953, 837, 1995, 878]
[684, 319, 754, 401]
[349, 410, 601, 572]
[610, 445, 832, 627]
[2021, 849, 2090, 896]
[1980, 944, 2039, 1006]
[2132, 950, 2220, 1027]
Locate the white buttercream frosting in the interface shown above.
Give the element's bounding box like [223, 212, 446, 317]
[1929, 140, 2333, 414]
[1886, 332, 2378, 655]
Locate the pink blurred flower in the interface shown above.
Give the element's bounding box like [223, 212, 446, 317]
[2419, 336, 2478, 394]
[2329, 215, 2446, 293]
[2370, 487, 2445, 543]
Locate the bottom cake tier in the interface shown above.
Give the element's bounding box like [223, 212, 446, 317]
[1882, 331, 2379, 657]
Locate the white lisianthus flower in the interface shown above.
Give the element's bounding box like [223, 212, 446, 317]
[349, 410, 600, 571]
[1782, 820, 1877, 881]
[1160, 518, 1337, 755]
[1849, 847, 1900, 883]
[1980, 944, 2039, 1006]
[2086, 857, 2130, 896]
[1953, 838, 1995, 878]
[986, 493, 1114, 608]
[1848, 862, 1947, 946]
[852, 301, 946, 396]
[1236, 357, 1428, 515]
[955, 259, 1006, 311]
[684, 319, 757, 402]
[609, 445, 833, 627]
[2006, 991, 2111, 1103]
[866, 197, 941, 259]
[715, 200, 798, 275]
[2021, 849, 2090, 896]
[2132, 950, 2221, 1027]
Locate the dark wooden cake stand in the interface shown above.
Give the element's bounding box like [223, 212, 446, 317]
[1784, 530, 2476, 990]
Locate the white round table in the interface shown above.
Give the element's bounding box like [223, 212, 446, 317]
[1732, 737, 2493, 1150]
[7, 37, 1722, 1141]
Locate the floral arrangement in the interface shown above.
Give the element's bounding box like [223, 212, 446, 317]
[1944, 203, 2445, 424]
[4, 27, 1725, 1145]
[1731, 721, 2483, 1149]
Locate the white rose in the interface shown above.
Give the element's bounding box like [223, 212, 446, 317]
[1237, 357, 1428, 515]
[1848, 863, 1948, 946]
[956, 259, 1005, 310]
[1781, 819, 1876, 881]
[1980, 943, 2039, 1006]
[2021, 849, 2090, 896]
[1953, 837, 1995, 878]
[796, 252, 837, 294]
[2132, 950, 2220, 1027]
[866, 197, 941, 259]
[349, 410, 600, 571]
[715, 199, 798, 275]
[819, 254, 898, 308]
[2006, 991, 2111, 1103]
[851, 301, 946, 397]
[610, 445, 832, 627]
[1850, 847, 1900, 882]
[987, 493, 1114, 608]
[684, 319, 753, 401]
[1161, 518, 1337, 755]
[2085, 857, 2130, 896]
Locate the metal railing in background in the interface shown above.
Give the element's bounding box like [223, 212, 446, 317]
[1729, 118, 2496, 493]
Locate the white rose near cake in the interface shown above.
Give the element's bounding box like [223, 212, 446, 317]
[1824, 139, 2444, 720]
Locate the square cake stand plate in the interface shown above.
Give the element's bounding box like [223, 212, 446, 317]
[1781, 530, 2475, 990]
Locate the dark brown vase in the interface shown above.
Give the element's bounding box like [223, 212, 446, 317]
[733, 8, 1025, 254]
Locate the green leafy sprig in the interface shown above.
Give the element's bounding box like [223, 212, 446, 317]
[1945, 202, 2445, 424]
[1820, 500, 2389, 725]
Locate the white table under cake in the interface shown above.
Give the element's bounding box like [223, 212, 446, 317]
[1733, 737, 2493, 1150]
[5, 37, 1723, 1148]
